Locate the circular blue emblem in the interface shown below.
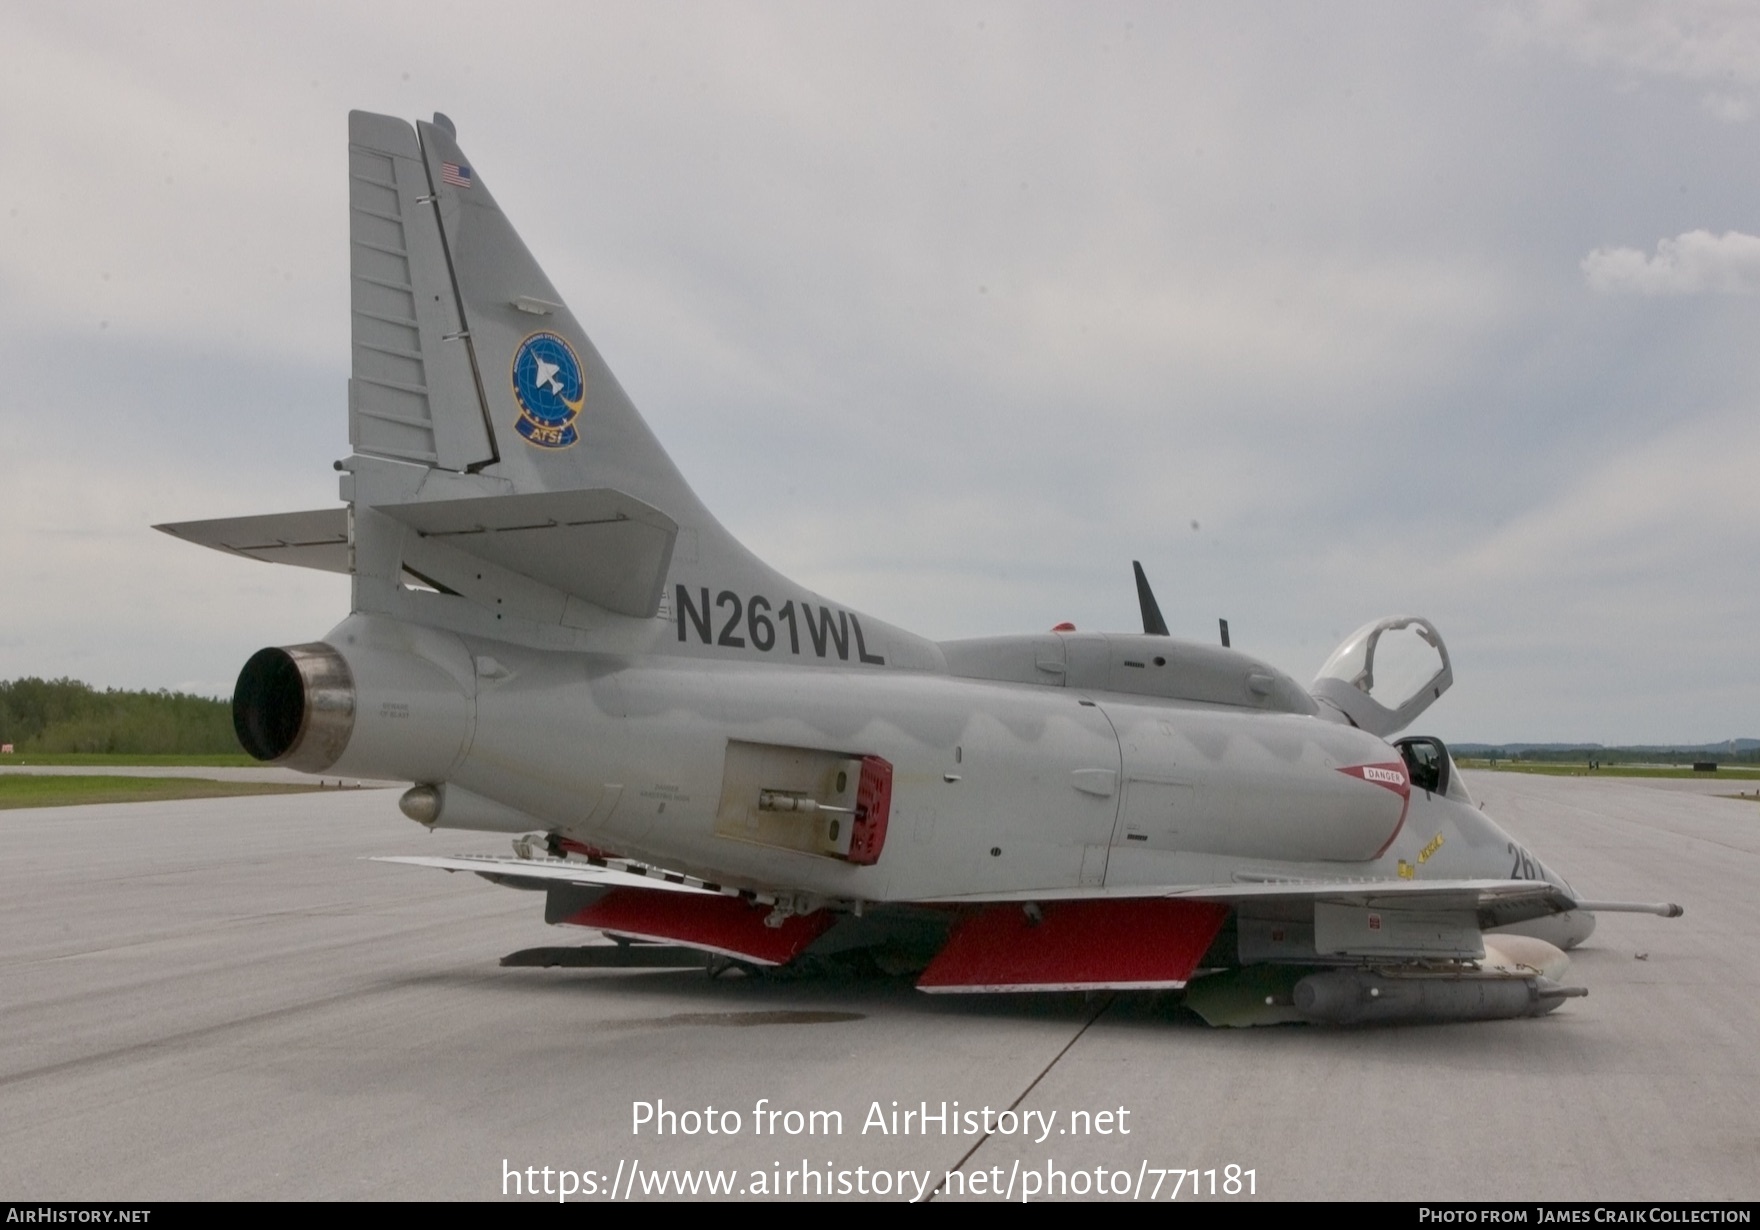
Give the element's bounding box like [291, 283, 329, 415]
[510, 332, 585, 449]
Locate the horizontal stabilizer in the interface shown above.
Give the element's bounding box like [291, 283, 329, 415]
[159, 487, 677, 619]
[155, 509, 348, 574]
[380, 487, 678, 618]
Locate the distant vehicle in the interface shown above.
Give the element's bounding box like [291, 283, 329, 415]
[161, 112, 1680, 1026]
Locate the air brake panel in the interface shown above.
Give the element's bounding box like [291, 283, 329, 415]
[714, 740, 893, 865]
[918, 899, 1228, 993]
[561, 888, 832, 965]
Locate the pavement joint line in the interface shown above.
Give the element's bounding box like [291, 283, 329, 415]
[0, 888, 533, 971]
[924, 991, 1116, 1201]
[0, 977, 443, 1091]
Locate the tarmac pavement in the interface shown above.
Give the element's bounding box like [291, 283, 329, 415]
[0, 772, 1751, 1201]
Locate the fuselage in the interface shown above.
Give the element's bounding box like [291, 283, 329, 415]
[296, 610, 1564, 908]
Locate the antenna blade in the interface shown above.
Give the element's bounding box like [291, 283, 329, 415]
[1132, 560, 1170, 636]
[1219, 618, 1231, 648]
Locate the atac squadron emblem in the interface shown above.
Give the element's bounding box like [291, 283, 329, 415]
[510, 332, 585, 448]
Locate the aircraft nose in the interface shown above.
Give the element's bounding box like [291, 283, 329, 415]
[1487, 908, 1596, 952]
[1576, 907, 1605, 950]
[1560, 909, 1596, 950]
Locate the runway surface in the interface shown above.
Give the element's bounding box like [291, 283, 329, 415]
[1, 771, 1753, 1201]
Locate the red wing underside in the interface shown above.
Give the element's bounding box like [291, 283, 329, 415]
[916, 899, 1229, 993]
[561, 887, 833, 966]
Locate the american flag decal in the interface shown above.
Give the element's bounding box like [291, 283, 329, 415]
[440, 162, 472, 189]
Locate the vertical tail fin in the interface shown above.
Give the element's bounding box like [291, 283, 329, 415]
[345, 111, 725, 624]
[339, 113, 933, 669]
[350, 110, 713, 520]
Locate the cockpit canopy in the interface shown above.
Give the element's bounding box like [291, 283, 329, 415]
[1310, 615, 1453, 738]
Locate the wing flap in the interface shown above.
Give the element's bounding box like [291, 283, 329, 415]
[371, 853, 716, 895]
[374, 854, 831, 964]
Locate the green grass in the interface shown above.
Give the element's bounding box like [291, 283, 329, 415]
[0, 752, 258, 767]
[1458, 759, 1760, 780]
[0, 775, 328, 810]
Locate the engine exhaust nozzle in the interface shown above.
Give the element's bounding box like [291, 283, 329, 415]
[233, 644, 355, 772]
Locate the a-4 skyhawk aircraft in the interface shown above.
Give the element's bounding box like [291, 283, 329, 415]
[161, 111, 1680, 1027]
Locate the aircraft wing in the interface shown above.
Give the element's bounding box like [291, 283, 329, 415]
[915, 876, 1578, 939]
[917, 876, 1573, 911]
[379, 847, 1582, 988]
[902, 877, 1581, 993]
[380, 853, 1567, 916]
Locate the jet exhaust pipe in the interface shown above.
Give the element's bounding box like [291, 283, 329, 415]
[1292, 970, 1585, 1026]
[233, 644, 356, 772]
[232, 617, 477, 781]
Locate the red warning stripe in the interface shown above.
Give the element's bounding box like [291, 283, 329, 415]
[1337, 761, 1412, 858]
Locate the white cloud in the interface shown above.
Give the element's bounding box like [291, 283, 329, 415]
[1582, 229, 1760, 294]
[1453, 411, 1760, 585]
[1497, 0, 1760, 118]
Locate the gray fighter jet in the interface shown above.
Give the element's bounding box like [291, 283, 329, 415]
[160, 112, 1679, 1026]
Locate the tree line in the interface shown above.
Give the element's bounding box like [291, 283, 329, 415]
[0, 678, 241, 755]
[1466, 745, 1760, 766]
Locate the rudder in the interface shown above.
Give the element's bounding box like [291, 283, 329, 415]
[347, 111, 496, 472]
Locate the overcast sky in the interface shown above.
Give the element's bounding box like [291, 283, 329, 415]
[1, 1, 1755, 744]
